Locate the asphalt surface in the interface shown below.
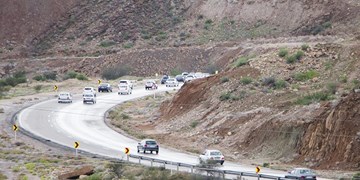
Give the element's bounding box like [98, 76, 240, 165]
[17, 84, 301, 178]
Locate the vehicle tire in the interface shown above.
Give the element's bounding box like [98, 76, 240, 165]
[143, 150, 146, 153]
[83, 101, 86, 104]
[137, 148, 139, 153]
[156, 151, 158, 154]
[150, 151, 153, 154]
[220, 162, 224, 165]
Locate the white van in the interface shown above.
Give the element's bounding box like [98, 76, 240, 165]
[118, 84, 132, 95]
[83, 93, 96, 104]
[119, 80, 133, 89]
[58, 92, 73, 103]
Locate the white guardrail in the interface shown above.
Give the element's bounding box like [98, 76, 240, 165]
[125, 154, 285, 180]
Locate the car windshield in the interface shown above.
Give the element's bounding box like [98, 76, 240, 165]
[59, 93, 69, 96]
[210, 151, 222, 156]
[299, 169, 313, 174]
[100, 83, 108, 86]
[120, 86, 127, 88]
[84, 88, 92, 90]
[84, 94, 93, 97]
[119, 81, 128, 84]
[146, 141, 157, 145]
[162, 76, 168, 79]
[168, 79, 175, 81]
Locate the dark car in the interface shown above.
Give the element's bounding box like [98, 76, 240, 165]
[285, 168, 317, 180]
[137, 139, 159, 154]
[160, 75, 169, 84]
[98, 83, 112, 92]
[175, 75, 185, 82]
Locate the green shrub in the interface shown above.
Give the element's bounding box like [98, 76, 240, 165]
[240, 77, 253, 85]
[274, 80, 287, 89]
[220, 92, 231, 101]
[286, 55, 297, 64]
[339, 75, 347, 83]
[295, 50, 305, 60]
[85, 173, 102, 180]
[301, 44, 310, 51]
[64, 71, 78, 79]
[322, 21, 332, 29]
[33, 75, 46, 81]
[326, 82, 337, 94]
[263, 163, 270, 167]
[262, 77, 276, 87]
[190, 121, 199, 128]
[352, 172, 360, 180]
[170, 68, 181, 76]
[123, 42, 134, 49]
[155, 32, 168, 41]
[76, 74, 88, 81]
[235, 57, 250, 67]
[120, 113, 130, 120]
[101, 65, 131, 80]
[204, 19, 213, 30]
[278, 48, 288, 57]
[352, 79, 360, 89]
[43, 71, 57, 80]
[296, 92, 332, 105]
[294, 70, 318, 81]
[25, 163, 36, 171]
[205, 64, 218, 74]
[34, 85, 42, 92]
[220, 77, 229, 83]
[0, 172, 7, 179]
[5, 77, 17, 87]
[99, 40, 116, 47]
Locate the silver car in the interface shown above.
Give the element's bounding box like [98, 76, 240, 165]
[285, 168, 316, 180]
[199, 149, 225, 165]
[165, 78, 179, 87]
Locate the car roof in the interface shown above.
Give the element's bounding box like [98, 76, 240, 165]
[142, 139, 156, 142]
[294, 168, 311, 170]
[84, 87, 94, 89]
[206, 149, 221, 152]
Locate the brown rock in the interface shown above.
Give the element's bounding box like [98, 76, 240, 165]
[58, 165, 94, 180]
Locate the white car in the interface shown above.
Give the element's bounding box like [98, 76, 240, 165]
[83, 87, 96, 97]
[119, 80, 133, 89]
[199, 149, 225, 165]
[165, 78, 179, 87]
[58, 92, 72, 103]
[185, 75, 195, 82]
[83, 93, 96, 104]
[118, 84, 132, 95]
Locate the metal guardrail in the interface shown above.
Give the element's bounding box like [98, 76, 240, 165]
[128, 154, 285, 180]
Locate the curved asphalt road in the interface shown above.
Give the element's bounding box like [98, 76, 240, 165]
[18, 84, 295, 178]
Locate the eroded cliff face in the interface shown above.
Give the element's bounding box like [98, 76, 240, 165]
[299, 92, 360, 169]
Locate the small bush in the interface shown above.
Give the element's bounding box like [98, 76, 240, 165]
[294, 70, 318, 81]
[326, 82, 337, 94]
[25, 163, 36, 171]
[190, 121, 199, 128]
[76, 74, 88, 81]
[263, 163, 270, 167]
[220, 92, 231, 101]
[34, 85, 42, 92]
[0, 172, 7, 179]
[101, 65, 131, 80]
[295, 50, 305, 60]
[296, 92, 332, 105]
[204, 19, 213, 30]
[301, 44, 310, 51]
[339, 75, 347, 83]
[170, 68, 181, 76]
[278, 48, 288, 57]
[155, 32, 168, 41]
[99, 40, 116, 47]
[240, 77, 253, 85]
[262, 77, 276, 87]
[286, 55, 297, 64]
[205, 64, 218, 74]
[322, 21, 332, 29]
[123, 42, 134, 49]
[64, 71, 78, 79]
[220, 77, 229, 83]
[352, 79, 360, 89]
[43, 71, 57, 80]
[352, 172, 360, 180]
[33, 75, 46, 81]
[86, 173, 102, 180]
[235, 57, 250, 67]
[120, 113, 130, 120]
[274, 80, 287, 89]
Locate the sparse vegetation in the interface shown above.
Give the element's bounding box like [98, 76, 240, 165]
[34, 85, 42, 92]
[190, 121, 199, 128]
[286, 55, 297, 64]
[204, 19, 213, 30]
[76, 73, 88, 81]
[262, 77, 276, 87]
[234, 56, 252, 67]
[64, 70, 78, 80]
[296, 92, 332, 105]
[263, 163, 270, 167]
[352, 172, 360, 180]
[155, 32, 168, 41]
[170, 68, 181, 76]
[301, 44, 310, 51]
[278, 48, 288, 57]
[294, 50, 305, 60]
[352, 79, 360, 89]
[43, 71, 57, 80]
[120, 113, 130, 120]
[294, 70, 318, 81]
[33, 75, 46, 81]
[220, 77, 229, 83]
[123, 42, 134, 49]
[219, 92, 231, 101]
[99, 40, 116, 47]
[240, 77, 253, 85]
[102, 64, 131, 80]
[274, 80, 287, 89]
[326, 82, 338, 94]
[339, 75, 347, 83]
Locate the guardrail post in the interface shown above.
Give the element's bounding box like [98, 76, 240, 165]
[151, 159, 153, 167]
[222, 171, 225, 179]
[126, 155, 129, 162]
[258, 174, 260, 180]
[190, 166, 193, 174]
[138, 156, 141, 164]
[177, 163, 179, 172]
[163, 161, 166, 168]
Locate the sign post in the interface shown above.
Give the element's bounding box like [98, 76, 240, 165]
[54, 85, 58, 92]
[125, 147, 130, 161]
[74, 141, 80, 157]
[12, 125, 18, 141]
[256, 166, 261, 180]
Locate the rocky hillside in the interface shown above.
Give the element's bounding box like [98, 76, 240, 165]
[156, 39, 360, 170]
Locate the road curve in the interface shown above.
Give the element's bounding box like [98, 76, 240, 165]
[18, 84, 291, 177]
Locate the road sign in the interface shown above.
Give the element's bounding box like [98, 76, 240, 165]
[54, 85, 58, 91]
[12, 125, 18, 131]
[98, 79, 101, 84]
[74, 142, 80, 149]
[125, 147, 130, 155]
[256, 166, 260, 173]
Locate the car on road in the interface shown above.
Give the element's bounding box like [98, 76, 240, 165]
[182, 72, 189, 76]
[199, 149, 225, 165]
[83, 87, 97, 97]
[83, 93, 96, 104]
[118, 84, 132, 95]
[165, 78, 179, 87]
[58, 92, 73, 103]
[145, 80, 158, 90]
[184, 75, 195, 82]
[175, 75, 185, 82]
[160, 75, 169, 84]
[119, 80, 133, 89]
[285, 168, 317, 180]
[137, 139, 159, 154]
[98, 83, 112, 92]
